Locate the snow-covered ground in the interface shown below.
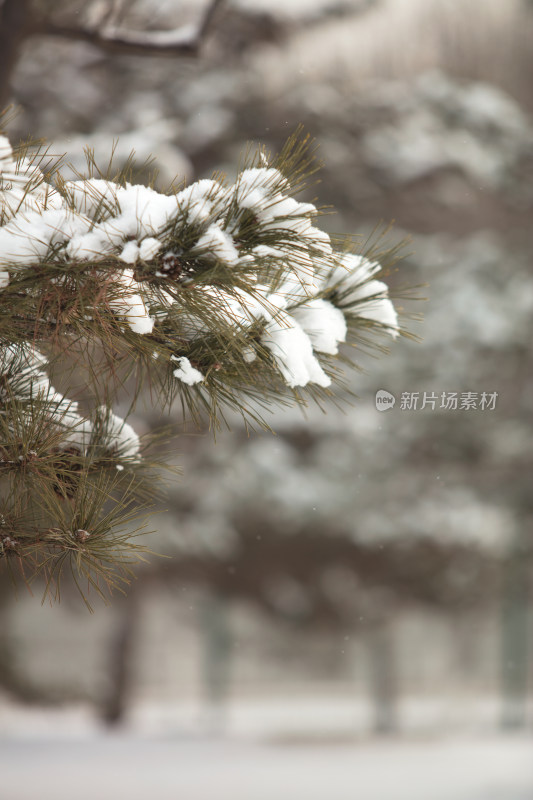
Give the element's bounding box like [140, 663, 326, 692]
[0, 728, 530, 800]
[0, 699, 531, 800]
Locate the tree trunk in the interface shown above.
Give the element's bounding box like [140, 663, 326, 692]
[367, 620, 398, 734]
[500, 528, 531, 730]
[100, 589, 140, 726]
[199, 590, 232, 734]
[0, 0, 32, 111]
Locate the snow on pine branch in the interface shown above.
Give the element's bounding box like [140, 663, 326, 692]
[0, 132, 405, 595]
[0, 344, 140, 461]
[0, 132, 400, 396]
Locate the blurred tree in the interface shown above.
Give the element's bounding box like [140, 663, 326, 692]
[500, 526, 531, 730]
[0, 0, 225, 109]
[92, 424, 500, 728]
[99, 585, 141, 725]
[198, 590, 233, 733]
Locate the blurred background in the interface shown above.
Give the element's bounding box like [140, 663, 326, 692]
[1, 0, 532, 798]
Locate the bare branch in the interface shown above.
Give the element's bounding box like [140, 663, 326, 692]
[35, 0, 225, 58]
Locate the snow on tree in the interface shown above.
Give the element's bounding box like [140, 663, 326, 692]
[0, 129, 406, 602]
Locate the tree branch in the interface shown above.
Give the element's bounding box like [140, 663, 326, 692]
[36, 0, 225, 58]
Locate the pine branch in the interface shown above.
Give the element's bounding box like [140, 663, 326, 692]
[0, 129, 414, 602]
